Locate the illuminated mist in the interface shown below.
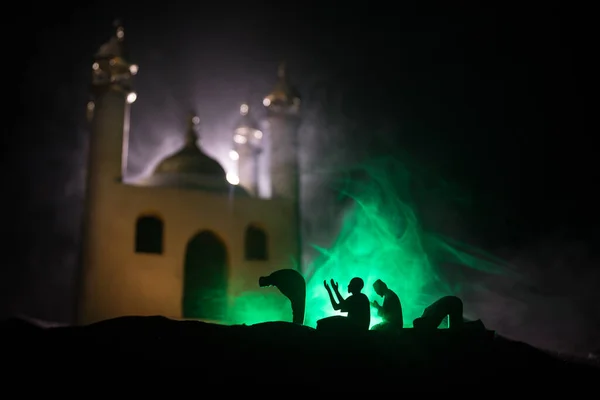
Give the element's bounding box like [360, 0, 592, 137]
[225, 156, 515, 329]
[220, 151, 600, 356]
[304, 157, 515, 328]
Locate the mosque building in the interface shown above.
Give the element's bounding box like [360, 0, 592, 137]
[78, 23, 302, 325]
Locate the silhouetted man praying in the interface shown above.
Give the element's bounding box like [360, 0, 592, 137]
[371, 279, 403, 331]
[318, 277, 370, 332]
[413, 295, 464, 330]
[259, 269, 306, 324]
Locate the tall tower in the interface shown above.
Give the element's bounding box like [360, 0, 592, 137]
[263, 62, 302, 268]
[232, 103, 263, 196]
[263, 63, 301, 200]
[79, 22, 138, 322]
[86, 21, 138, 187]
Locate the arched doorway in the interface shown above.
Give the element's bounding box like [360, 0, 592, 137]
[182, 230, 228, 321]
[244, 223, 268, 261]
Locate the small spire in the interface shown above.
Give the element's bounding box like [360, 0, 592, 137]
[185, 111, 200, 147]
[277, 61, 286, 79]
[94, 20, 129, 61]
[113, 19, 125, 41]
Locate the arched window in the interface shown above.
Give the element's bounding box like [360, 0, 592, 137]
[135, 215, 163, 254]
[244, 224, 267, 261]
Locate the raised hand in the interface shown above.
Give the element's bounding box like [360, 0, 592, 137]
[330, 279, 339, 291]
[323, 280, 331, 291]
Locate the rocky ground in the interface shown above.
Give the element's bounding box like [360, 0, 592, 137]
[1, 316, 597, 387]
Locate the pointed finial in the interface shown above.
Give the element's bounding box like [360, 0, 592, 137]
[113, 19, 125, 40]
[277, 61, 286, 79]
[185, 111, 200, 147]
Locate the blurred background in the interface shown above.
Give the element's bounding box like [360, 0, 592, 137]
[2, 2, 597, 356]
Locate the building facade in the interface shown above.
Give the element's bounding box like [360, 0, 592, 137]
[78, 23, 302, 325]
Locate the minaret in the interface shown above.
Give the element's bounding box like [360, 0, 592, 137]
[86, 20, 138, 186]
[78, 21, 138, 323]
[263, 62, 301, 200]
[263, 62, 302, 268]
[232, 103, 263, 196]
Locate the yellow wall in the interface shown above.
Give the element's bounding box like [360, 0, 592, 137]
[79, 179, 298, 325]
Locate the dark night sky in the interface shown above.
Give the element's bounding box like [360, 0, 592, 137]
[2, 2, 597, 353]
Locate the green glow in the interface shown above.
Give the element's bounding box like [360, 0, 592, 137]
[228, 157, 513, 328]
[229, 289, 290, 325]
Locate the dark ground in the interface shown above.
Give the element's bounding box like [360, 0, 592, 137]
[2, 316, 598, 386]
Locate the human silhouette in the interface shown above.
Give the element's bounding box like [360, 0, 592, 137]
[413, 295, 464, 330]
[259, 269, 306, 324]
[317, 277, 370, 332]
[371, 279, 403, 331]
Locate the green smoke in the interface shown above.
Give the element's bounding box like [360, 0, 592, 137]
[228, 156, 513, 328]
[303, 157, 512, 328]
[229, 289, 290, 325]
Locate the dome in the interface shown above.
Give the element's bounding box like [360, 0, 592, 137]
[234, 103, 261, 138]
[146, 112, 242, 193]
[154, 113, 225, 178]
[154, 145, 226, 177]
[264, 62, 301, 108]
[235, 104, 260, 132]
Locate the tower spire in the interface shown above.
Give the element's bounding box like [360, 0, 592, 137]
[277, 61, 286, 79]
[263, 62, 300, 112]
[113, 19, 124, 40]
[185, 111, 200, 147]
[92, 20, 136, 95]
